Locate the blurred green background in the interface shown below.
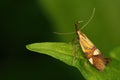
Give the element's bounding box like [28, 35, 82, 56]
[1, 0, 120, 80]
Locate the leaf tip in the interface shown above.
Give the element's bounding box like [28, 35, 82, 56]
[26, 44, 32, 51]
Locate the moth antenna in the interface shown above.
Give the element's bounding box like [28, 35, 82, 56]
[80, 8, 95, 30]
[54, 21, 84, 35]
[53, 32, 75, 35]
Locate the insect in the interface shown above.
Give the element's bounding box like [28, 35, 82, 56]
[75, 8, 109, 71]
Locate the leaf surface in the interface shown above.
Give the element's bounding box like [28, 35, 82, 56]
[26, 42, 120, 80]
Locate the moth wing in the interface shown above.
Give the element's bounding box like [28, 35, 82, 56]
[79, 31, 95, 53]
[92, 55, 106, 71]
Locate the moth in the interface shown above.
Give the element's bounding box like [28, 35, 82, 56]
[75, 8, 109, 71]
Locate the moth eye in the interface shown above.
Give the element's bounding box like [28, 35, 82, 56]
[89, 58, 93, 64]
[93, 49, 101, 55]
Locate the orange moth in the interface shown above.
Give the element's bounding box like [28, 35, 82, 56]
[75, 8, 109, 71]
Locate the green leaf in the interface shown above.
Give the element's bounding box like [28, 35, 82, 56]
[26, 42, 120, 80]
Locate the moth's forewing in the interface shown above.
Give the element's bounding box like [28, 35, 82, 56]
[77, 30, 95, 58]
[76, 30, 109, 71]
[92, 55, 106, 71]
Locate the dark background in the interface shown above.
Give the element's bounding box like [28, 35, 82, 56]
[1, 0, 120, 80]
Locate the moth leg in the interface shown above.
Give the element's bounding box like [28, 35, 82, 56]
[71, 36, 80, 64]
